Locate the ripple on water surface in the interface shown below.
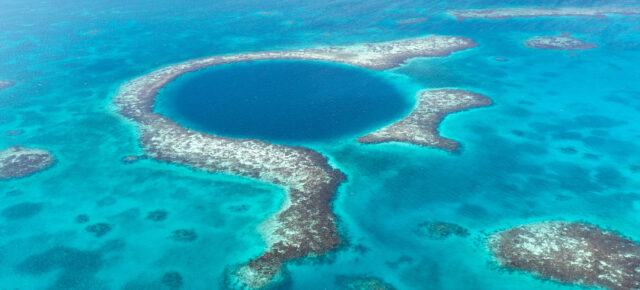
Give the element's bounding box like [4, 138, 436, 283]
[155, 60, 413, 143]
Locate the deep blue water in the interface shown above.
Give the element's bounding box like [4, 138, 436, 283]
[1, 0, 640, 289]
[156, 61, 412, 142]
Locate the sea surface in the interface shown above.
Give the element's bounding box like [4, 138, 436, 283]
[1, 0, 640, 289]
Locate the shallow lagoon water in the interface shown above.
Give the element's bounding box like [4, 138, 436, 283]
[1, 0, 640, 289]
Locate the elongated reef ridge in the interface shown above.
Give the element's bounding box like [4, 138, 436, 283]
[357, 89, 491, 151]
[449, 7, 640, 20]
[524, 33, 597, 50]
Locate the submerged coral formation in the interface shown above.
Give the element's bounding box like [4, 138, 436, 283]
[170, 229, 197, 242]
[449, 7, 640, 20]
[559, 147, 578, 154]
[122, 154, 147, 163]
[162, 271, 183, 289]
[489, 221, 640, 290]
[525, 33, 597, 50]
[75, 214, 90, 224]
[1, 202, 43, 220]
[357, 89, 491, 151]
[85, 223, 112, 238]
[147, 210, 168, 222]
[0, 146, 54, 179]
[335, 275, 397, 290]
[113, 35, 475, 288]
[0, 80, 13, 91]
[415, 221, 470, 240]
[15, 246, 104, 289]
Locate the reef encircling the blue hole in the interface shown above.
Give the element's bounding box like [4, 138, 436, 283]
[114, 35, 479, 288]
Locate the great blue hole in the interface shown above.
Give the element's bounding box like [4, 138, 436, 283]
[155, 60, 412, 143]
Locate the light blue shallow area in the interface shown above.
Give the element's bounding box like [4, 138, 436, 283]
[1, 0, 640, 289]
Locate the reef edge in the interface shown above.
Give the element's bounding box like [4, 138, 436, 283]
[357, 89, 491, 151]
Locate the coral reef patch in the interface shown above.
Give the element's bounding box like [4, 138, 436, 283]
[1, 202, 43, 220]
[415, 221, 470, 240]
[525, 33, 597, 50]
[559, 147, 578, 154]
[162, 271, 183, 289]
[85, 223, 113, 238]
[0, 80, 13, 91]
[147, 210, 168, 222]
[171, 229, 197, 242]
[122, 154, 147, 163]
[449, 7, 640, 20]
[357, 89, 491, 151]
[15, 246, 104, 289]
[489, 221, 640, 290]
[6, 130, 23, 136]
[335, 275, 397, 290]
[75, 214, 90, 224]
[0, 146, 54, 179]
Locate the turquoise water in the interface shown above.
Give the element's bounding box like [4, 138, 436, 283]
[155, 61, 412, 143]
[1, 0, 640, 289]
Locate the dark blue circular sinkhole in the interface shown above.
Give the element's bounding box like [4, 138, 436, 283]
[156, 60, 411, 142]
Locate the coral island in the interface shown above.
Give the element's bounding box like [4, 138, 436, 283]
[449, 7, 640, 20]
[524, 33, 597, 50]
[0, 146, 54, 179]
[113, 35, 476, 288]
[489, 221, 640, 290]
[357, 89, 491, 151]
